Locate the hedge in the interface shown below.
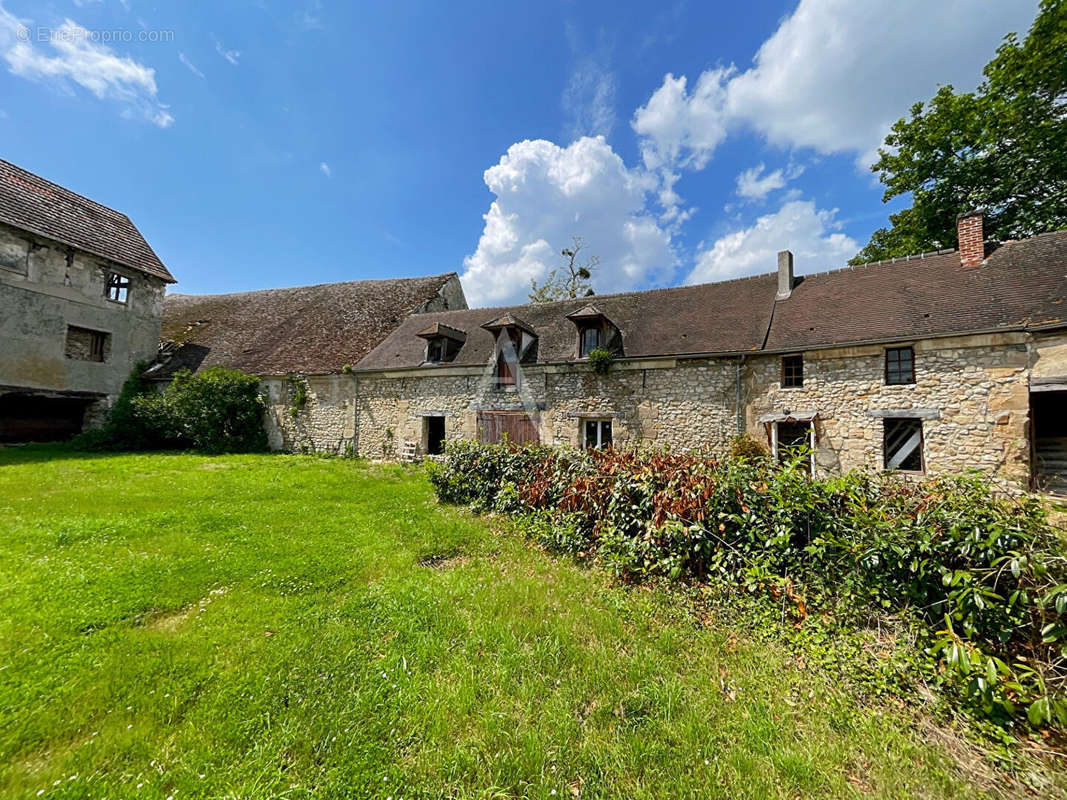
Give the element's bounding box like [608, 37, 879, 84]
[428, 440, 1067, 729]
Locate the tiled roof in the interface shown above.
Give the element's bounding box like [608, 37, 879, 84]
[763, 231, 1067, 350]
[357, 273, 778, 370]
[0, 158, 174, 283]
[358, 230, 1067, 371]
[152, 273, 458, 377]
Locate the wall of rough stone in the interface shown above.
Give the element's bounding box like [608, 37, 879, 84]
[353, 331, 1054, 489]
[0, 221, 166, 415]
[742, 333, 1032, 485]
[261, 374, 356, 453]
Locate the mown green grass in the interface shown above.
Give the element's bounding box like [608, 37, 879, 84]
[0, 447, 1021, 798]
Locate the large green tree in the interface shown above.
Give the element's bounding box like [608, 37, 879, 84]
[852, 0, 1067, 264]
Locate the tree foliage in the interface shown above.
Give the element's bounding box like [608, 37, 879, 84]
[853, 0, 1067, 264]
[528, 236, 599, 302]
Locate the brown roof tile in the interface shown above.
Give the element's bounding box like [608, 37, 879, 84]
[153, 273, 458, 377]
[357, 274, 779, 370]
[358, 229, 1067, 371]
[0, 158, 174, 283]
[764, 231, 1067, 350]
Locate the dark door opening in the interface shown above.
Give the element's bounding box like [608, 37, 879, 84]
[426, 416, 446, 455]
[0, 393, 93, 443]
[1031, 390, 1067, 493]
[775, 420, 813, 476]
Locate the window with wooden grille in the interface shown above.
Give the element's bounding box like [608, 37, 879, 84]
[782, 354, 803, 388]
[883, 418, 923, 472]
[885, 346, 915, 385]
[106, 272, 130, 304]
[65, 326, 109, 362]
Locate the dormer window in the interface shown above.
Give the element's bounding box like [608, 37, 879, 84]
[567, 304, 621, 360]
[416, 322, 466, 364]
[579, 325, 601, 357]
[480, 313, 537, 392]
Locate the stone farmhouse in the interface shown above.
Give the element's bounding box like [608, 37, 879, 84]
[0, 159, 176, 441]
[353, 214, 1067, 493]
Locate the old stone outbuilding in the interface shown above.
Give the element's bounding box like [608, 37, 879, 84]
[147, 273, 466, 453]
[0, 159, 176, 441]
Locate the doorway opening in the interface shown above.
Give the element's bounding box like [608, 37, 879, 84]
[1031, 390, 1067, 494]
[424, 415, 446, 456]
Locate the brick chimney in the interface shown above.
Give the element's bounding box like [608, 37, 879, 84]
[777, 250, 794, 299]
[958, 211, 984, 268]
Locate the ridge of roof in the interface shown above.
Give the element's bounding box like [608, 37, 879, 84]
[0, 158, 175, 283]
[165, 272, 457, 301]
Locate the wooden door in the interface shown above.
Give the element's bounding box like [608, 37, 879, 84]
[477, 411, 540, 445]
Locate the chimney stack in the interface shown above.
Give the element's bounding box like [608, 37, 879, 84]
[777, 250, 794, 299]
[958, 211, 984, 268]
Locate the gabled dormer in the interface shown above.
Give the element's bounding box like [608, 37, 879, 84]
[416, 322, 467, 364]
[566, 304, 622, 359]
[481, 312, 537, 390]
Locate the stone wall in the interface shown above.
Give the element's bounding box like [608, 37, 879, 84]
[743, 333, 1032, 485]
[352, 331, 1058, 489]
[0, 221, 167, 414]
[261, 374, 356, 454]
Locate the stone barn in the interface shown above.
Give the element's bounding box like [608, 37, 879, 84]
[148, 273, 466, 452]
[0, 159, 176, 441]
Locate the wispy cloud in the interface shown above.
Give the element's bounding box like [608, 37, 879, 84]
[0, 5, 173, 128]
[214, 37, 240, 66]
[178, 51, 204, 79]
[319, 161, 331, 178]
[298, 0, 325, 31]
[561, 24, 616, 140]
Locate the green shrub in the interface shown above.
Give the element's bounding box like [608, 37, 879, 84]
[428, 440, 1067, 729]
[586, 347, 614, 374]
[727, 433, 769, 462]
[74, 366, 267, 454]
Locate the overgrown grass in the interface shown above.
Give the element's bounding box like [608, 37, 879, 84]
[0, 446, 1060, 798]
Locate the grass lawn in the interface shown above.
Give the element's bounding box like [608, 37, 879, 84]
[0, 447, 1049, 799]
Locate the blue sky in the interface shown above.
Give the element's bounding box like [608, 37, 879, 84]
[0, 0, 1041, 307]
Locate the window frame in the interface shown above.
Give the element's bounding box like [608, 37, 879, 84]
[65, 325, 109, 363]
[105, 271, 131, 304]
[883, 417, 924, 472]
[425, 338, 445, 363]
[885, 346, 915, 385]
[781, 354, 804, 388]
[582, 418, 613, 450]
[579, 324, 601, 357]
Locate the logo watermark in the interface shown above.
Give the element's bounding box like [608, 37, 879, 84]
[16, 25, 175, 45]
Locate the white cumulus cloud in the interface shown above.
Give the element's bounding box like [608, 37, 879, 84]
[635, 0, 1038, 173]
[735, 163, 790, 201]
[460, 137, 675, 307]
[688, 199, 857, 284]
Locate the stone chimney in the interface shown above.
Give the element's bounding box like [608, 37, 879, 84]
[777, 250, 794, 299]
[958, 211, 984, 268]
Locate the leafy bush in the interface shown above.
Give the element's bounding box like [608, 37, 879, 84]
[429, 440, 1067, 729]
[727, 433, 769, 462]
[74, 366, 267, 454]
[586, 347, 615, 374]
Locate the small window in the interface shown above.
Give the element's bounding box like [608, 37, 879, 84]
[106, 272, 130, 304]
[782, 354, 803, 388]
[579, 325, 601, 357]
[65, 326, 109, 362]
[883, 418, 923, 472]
[583, 419, 612, 449]
[426, 339, 445, 363]
[885, 346, 915, 385]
